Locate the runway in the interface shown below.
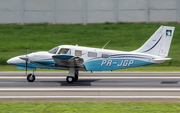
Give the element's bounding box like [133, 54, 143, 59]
[0, 72, 180, 101]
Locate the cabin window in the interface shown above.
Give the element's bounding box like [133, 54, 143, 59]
[75, 50, 82, 56]
[48, 47, 59, 54]
[58, 48, 71, 54]
[102, 54, 109, 58]
[88, 52, 97, 57]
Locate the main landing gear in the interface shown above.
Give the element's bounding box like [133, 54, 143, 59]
[66, 68, 79, 83]
[26, 69, 79, 83]
[27, 71, 36, 82]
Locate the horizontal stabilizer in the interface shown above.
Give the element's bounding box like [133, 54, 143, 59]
[153, 58, 171, 63]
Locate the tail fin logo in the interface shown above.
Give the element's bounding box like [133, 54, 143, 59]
[166, 30, 172, 36]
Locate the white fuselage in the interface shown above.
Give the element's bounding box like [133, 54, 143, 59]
[7, 45, 164, 71]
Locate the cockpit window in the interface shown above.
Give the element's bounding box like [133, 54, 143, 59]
[48, 47, 59, 54]
[58, 48, 71, 54]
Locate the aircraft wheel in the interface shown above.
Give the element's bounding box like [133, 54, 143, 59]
[27, 74, 35, 82]
[74, 74, 78, 82]
[66, 76, 74, 83]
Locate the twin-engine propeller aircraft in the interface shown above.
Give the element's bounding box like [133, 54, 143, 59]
[7, 26, 175, 83]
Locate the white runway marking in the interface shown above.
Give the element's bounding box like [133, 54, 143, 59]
[0, 77, 180, 79]
[0, 88, 180, 91]
[0, 82, 19, 83]
[0, 96, 180, 99]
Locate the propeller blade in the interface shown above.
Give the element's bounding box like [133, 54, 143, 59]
[26, 60, 27, 75]
[31, 40, 32, 53]
[26, 47, 28, 75]
[26, 47, 28, 55]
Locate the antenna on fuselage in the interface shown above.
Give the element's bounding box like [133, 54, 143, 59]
[102, 40, 110, 49]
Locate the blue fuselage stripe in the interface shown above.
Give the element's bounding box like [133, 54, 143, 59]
[84, 58, 153, 71]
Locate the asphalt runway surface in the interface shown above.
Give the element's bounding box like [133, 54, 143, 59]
[0, 72, 180, 102]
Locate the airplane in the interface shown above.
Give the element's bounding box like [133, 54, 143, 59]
[7, 25, 175, 83]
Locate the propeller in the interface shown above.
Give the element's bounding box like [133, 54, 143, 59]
[19, 41, 33, 75]
[26, 40, 33, 75]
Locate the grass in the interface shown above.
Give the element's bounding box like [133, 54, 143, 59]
[0, 102, 180, 113]
[1, 23, 180, 70]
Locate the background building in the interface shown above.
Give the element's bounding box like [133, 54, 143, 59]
[0, 0, 179, 24]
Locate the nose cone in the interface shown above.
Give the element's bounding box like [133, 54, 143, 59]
[7, 58, 14, 64]
[7, 56, 25, 65]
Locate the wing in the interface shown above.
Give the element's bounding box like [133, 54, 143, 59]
[52, 54, 86, 70]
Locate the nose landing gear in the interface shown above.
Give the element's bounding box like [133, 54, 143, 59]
[27, 71, 36, 82]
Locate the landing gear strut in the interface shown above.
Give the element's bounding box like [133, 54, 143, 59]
[66, 68, 79, 83]
[74, 73, 78, 82]
[27, 71, 36, 82]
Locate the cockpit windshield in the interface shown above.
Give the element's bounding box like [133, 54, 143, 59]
[48, 47, 59, 54]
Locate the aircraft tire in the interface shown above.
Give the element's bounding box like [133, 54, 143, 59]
[66, 76, 74, 83]
[74, 74, 78, 82]
[27, 74, 35, 82]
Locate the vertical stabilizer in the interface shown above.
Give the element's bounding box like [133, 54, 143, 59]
[134, 26, 175, 57]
